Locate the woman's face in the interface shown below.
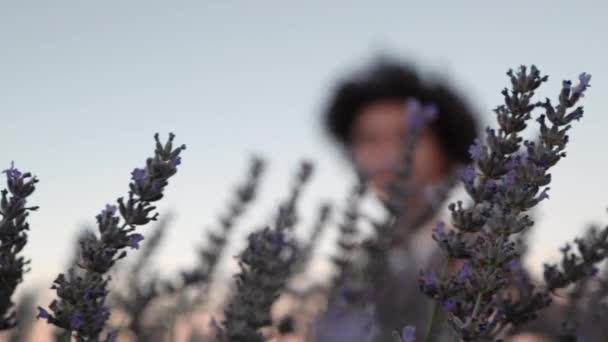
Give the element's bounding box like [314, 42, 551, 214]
[350, 99, 451, 199]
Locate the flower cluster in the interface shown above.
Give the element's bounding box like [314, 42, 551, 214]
[37, 133, 185, 341]
[0, 162, 39, 330]
[419, 66, 603, 340]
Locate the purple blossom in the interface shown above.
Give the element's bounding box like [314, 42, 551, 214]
[502, 170, 517, 188]
[468, 139, 483, 161]
[420, 271, 439, 292]
[434, 221, 446, 234]
[103, 248, 117, 258]
[485, 179, 498, 197]
[70, 312, 84, 329]
[456, 261, 473, 283]
[432, 221, 447, 241]
[97, 204, 118, 228]
[170, 156, 182, 169]
[402, 325, 416, 342]
[572, 72, 592, 97]
[537, 187, 550, 201]
[85, 288, 105, 300]
[101, 204, 117, 216]
[442, 298, 457, 312]
[461, 164, 476, 188]
[127, 233, 144, 249]
[407, 98, 439, 129]
[36, 307, 50, 319]
[2, 161, 22, 180]
[131, 167, 149, 187]
[504, 158, 518, 171]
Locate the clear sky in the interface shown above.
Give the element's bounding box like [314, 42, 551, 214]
[1, 0, 607, 298]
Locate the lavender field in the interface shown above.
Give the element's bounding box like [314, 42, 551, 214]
[2, 1, 608, 341]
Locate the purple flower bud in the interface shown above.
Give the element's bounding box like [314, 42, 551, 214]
[456, 261, 473, 283]
[85, 288, 105, 300]
[434, 221, 446, 234]
[127, 233, 144, 249]
[461, 164, 476, 188]
[468, 139, 483, 162]
[503, 170, 517, 188]
[402, 325, 416, 342]
[103, 248, 117, 258]
[442, 299, 457, 312]
[70, 312, 84, 329]
[170, 156, 182, 169]
[572, 72, 591, 97]
[420, 271, 439, 293]
[2, 161, 22, 181]
[36, 306, 50, 320]
[100, 204, 117, 218]
[131, 168, 149, 187]
[406, 98, 439, 129]
[589, 266, 599, 277]
[537, 187, 550, 201]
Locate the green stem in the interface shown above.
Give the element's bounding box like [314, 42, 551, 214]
[423, 258, 450, 342]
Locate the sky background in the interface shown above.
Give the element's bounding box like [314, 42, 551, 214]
[1, 0, 607, 303]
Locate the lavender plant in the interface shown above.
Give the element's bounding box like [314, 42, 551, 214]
[216, 161, 313, 342]
[291, 202, 333, 280]
[180, 156, 265, 290]
[118, 157, 266, 342]
[417, 66, 602, 341]
[36, 133, 185, 341]
[0, 162, 39, 331]
[328, 177, 367, 297]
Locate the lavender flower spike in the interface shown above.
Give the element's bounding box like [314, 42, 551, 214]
[0, 162, 39, 330]
[419, 66, 600, 341]
[37, 133, 185, 341]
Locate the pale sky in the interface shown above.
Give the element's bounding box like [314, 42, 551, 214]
[1, 0, 608, 300]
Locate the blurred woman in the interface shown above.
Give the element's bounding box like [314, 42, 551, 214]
[315, 58, 480, 341]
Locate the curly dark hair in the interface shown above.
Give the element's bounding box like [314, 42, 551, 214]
[323, 58, 479, 165]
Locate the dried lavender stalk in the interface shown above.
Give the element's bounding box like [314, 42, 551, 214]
[0, 162, 39, 330]
[37, 133, 185, 342]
